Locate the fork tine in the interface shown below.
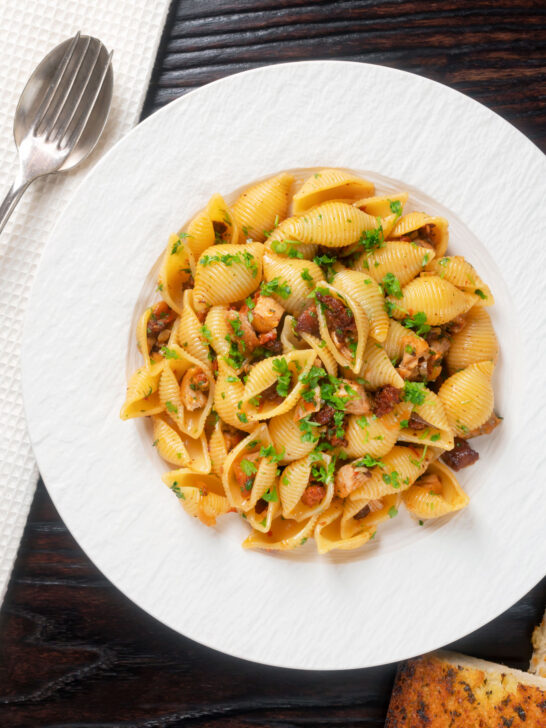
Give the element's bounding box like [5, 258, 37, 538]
[33, 32, 81, 131]
[52, 38, 103, 145]
[59, 49, 113, 152]
[43, 36, 91, 140]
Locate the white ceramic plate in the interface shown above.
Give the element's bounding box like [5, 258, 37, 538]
[22, 61, 546, 670]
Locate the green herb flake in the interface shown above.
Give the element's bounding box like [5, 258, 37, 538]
[381, 272, 403, 299]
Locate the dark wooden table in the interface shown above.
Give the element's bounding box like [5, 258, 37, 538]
[1, 2, 545, 726]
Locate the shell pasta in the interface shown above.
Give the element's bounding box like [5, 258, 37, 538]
[122, 168, 501, 553]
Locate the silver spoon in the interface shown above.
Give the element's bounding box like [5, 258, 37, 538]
[0, 32, 113, 235]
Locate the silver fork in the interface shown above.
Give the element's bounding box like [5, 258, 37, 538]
[0, 32, 113, 235]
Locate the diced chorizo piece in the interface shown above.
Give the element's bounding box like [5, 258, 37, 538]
[312, 404, 336, 426]
[301, 484, 325, 507]
[414, 472, 442, 493]
[223, 427, 245, 451]
[408, 412, 431, 431]
[180, 367, 209, 411]
[147, 301, 177, 335]
[336, 380, 373, 415]
[316, 293, 356, 342]
[373, 385, 402, 417]
[258, 329, 282, 354]
[441, 438, 479, 471]
[467, 413, 502, 438]
[445, 314, 467, 335]
[251, 295, 285, 333]
[353, 504, 370, 520]
[334, 463, 372, 499]
[226, 310, 259, 353]
[295, 303, 320, 337]
[233, 453, 260, 495]
[254, 498, 268, 514]
[261, 381, 283, 402]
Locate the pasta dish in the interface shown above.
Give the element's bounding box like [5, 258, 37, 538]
[121, 169, 500, 553]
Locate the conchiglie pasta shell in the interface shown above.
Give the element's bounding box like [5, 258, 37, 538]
[245, 498, 281, 534]
[398, 389, 454, 450]
[315, 282, 368, 373]
[183, 209, 216, 260]
[268, 408, 316, 463]
[356, 241, 435, 286]
[193, 243, 263, 311]
[314, 501, 374, 554]
[357, 339, 404, 391]
[206, 193, 238, 244]
[159, 345, 214, 438]
[162, 470, 229, 526]
[204, 305, 245, 370]
[341, 493, 400, 538]
[428, 256, 494, 305]
[208, 421, 229, 476]
[242, 512, 320, 551]
[265, 218, 317, 259]
[349, 445, 433, 501]
[221, 424, 278, 511]
[447, 306, 499, 374]
[120, 361, 164, 419]
[158, 236, 196, 315]
[262, 251, 323, 315]
[279, 453, 334, 521]
[177, 289, 211, 366]
[298, 331, 338, 376]
[278, 202, 380, 247]
[391, 212, 449, 257]
[344, 402, 412, 458]
[152, 415, 210, 472]
[382, 319, 427, 364]
[293, 169, 374, 213]
[242, 349, 317, 420]
[438, 361, 495, 437]
[332, 267, 389, 342]
[136, 307, 155, 367]
[402, 461, 469, 519]
[232, 172, 293, 242]
[389, 276, 477, 325]
[214, 359, 254, 432]
[353, 192, 408, 218]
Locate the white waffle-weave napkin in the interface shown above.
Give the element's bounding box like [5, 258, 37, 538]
[0, 0, 171, 602]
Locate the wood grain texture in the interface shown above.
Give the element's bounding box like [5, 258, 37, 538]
[1, 2, 545, 726]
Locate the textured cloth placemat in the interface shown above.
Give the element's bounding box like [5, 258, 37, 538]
[0, 0, 171, 602]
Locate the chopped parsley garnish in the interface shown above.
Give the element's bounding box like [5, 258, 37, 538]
[259, 444, 285, 463]
[160, 346, 180, 360]
[200, 325, 212, 342]
[301, 268, 314, 285]
[260, 277, 291, 299]
[382, 470, 400, 489]
[171, 232, 191, 255]
[240, 459, 258, 476]
[165, 401, 178, 414]
[237, 412, 248, 424]
[226, 375, 239, 383]
[229, 315, 244, 339]
[358, 222, 384, 253]
[402, 311, 430, 336]
[430, 433, 441, 442]
[354, 454, 384, 469]
[389, 199, 403, 218]
[262, 485, 278, 502]
[299, 415, 320, 443]
[171, 483, 185, 499]
[272, 357, 292, 397]
[356, 416, 369, 430]
[388, 505, 398, 518]
[381, 272, 403, 299]
[400, 418, 409, 429]
[475, 288, 487, 299]
[200, 250, 257, 277]
[384, 300, 398, 316]
[403, 381, 427, 406]
[313, 254, 337, 282]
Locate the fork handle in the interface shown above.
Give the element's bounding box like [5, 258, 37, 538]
[0, 177, 31, 236]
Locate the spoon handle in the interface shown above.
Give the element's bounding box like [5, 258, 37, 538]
[0, 178, 31, 236]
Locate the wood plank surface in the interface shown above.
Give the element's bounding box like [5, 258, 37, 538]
[1, 2, 545, 726]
